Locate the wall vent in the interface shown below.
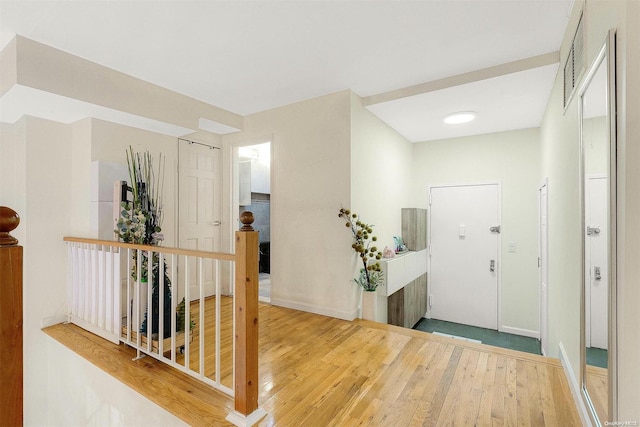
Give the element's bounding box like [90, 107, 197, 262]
[563, 12, 584, 107]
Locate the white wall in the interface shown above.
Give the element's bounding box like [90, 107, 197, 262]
[584, 116, 607, 176]
[0, 115, 204, 426]
[21, 117, 72, 425]
[45, 336, 186, 426]
[540, 43, 582, 373]
[90, 118, 182, 247]
[350, 93, 414, 254]
[70, 118, 93, 236]
[2, 1, 639, 421]
[411, 128, 541, 335]
[541, 0, 640, 421]
[248, 142, 271, 194]
[223, 90, 357, 319]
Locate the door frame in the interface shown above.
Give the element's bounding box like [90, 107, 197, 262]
[231, 138, 273, 302]
[229, 137, 273, 249]
[426, 181, 502, 330]
[539, 178, 549, 356]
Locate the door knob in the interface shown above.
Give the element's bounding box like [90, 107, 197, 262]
[490, 260, 495, 272]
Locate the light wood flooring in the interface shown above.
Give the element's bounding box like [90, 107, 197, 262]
[44, 300, 581, 426]
[585, 364, 608, 425]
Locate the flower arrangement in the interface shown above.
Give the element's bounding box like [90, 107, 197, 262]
[116, 146, 165, 249]
[338, 207, 384, 291]
[115, 146, 192, 337]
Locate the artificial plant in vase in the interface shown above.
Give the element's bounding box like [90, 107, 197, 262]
[115, 146, 192, 338]
[338, 207, 384, 291]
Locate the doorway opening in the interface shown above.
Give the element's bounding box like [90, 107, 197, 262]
[237, 142, 271, 302]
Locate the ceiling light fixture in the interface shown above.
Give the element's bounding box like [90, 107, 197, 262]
[443, 111, 477, 124]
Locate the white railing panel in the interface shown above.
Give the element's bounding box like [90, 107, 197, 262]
[66, 239, 235, 397]
[66, 242, 121, 344]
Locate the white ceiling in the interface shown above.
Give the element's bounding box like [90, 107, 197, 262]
[0, 0, 571, 142]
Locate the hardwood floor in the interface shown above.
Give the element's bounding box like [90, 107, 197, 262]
[44, 301, 581, 426]
[585, 364, 608, 425]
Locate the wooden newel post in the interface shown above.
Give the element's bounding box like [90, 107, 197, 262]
[228, 211, 266, 426]
[0, 206, 23, 426]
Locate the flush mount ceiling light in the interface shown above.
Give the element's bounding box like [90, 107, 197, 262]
[443, 111, 477, 124]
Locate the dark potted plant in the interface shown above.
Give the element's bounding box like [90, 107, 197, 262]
[116, 146, 193, 340]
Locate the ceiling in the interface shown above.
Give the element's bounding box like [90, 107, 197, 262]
[0, 0, 571, 142]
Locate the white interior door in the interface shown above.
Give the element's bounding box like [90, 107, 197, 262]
[428, 184, 500, 330]
[585, 175, 608, 350]
[178, 140, 222, 300]
[539, 180, 549, 356]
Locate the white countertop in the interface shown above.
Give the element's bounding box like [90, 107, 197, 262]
[377, 249, 428, 296]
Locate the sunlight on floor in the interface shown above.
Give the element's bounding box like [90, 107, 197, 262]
[259, 272, 270, 302]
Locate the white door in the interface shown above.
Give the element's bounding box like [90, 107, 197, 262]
[178, 140, 222, 300]
[585, 175, 608, 350]
[539, 180, 549, 356]
[428, 184, 500, 330]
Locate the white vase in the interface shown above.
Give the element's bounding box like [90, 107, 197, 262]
[361, 290, 377, 321]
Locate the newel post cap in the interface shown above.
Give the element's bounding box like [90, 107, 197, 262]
[239, 211, 255, 231]
[0, 206, 20, 246]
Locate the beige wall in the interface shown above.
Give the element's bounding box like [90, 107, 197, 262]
[224, 90, 357, 319]
[1, 1, 639, 421]
[12, 36, 242, 132]
[411, 128, 541, 335]
[1, 116, 71, 423]
[0, 37, 17, 96]
[0, 120, 26, 242]
[615, 0, 640, 421]
[90, 118, 181, 247]
[0, 116, 192, 425]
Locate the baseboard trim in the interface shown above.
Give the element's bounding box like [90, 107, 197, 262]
[499, 325, 540, 339]
[558, 342, 593, 427]
[41, 314, 68, 329]
[270, 297, 358, 321]
[226, 408, 267, 427]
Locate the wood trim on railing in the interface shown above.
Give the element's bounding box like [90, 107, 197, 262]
[229, 211, 265, 425]
[0, 206, 23, 427]
[63, 237, 237, 261]
[65, 210, 265, 425]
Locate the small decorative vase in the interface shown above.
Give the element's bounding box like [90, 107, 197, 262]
[362, 290, 377, 321]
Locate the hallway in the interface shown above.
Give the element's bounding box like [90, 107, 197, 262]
[45, 302, 580, 426]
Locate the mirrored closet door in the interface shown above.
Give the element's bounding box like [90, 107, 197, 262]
[580, 30, 616, 427]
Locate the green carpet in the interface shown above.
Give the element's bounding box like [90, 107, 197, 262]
[586, 347, 608, 368]
[413, 318, 541, 355]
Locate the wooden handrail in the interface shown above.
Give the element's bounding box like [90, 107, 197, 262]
[63, 236, 237, 261]
[0, 206, 23, 426]
[66, 210, 265, 425]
